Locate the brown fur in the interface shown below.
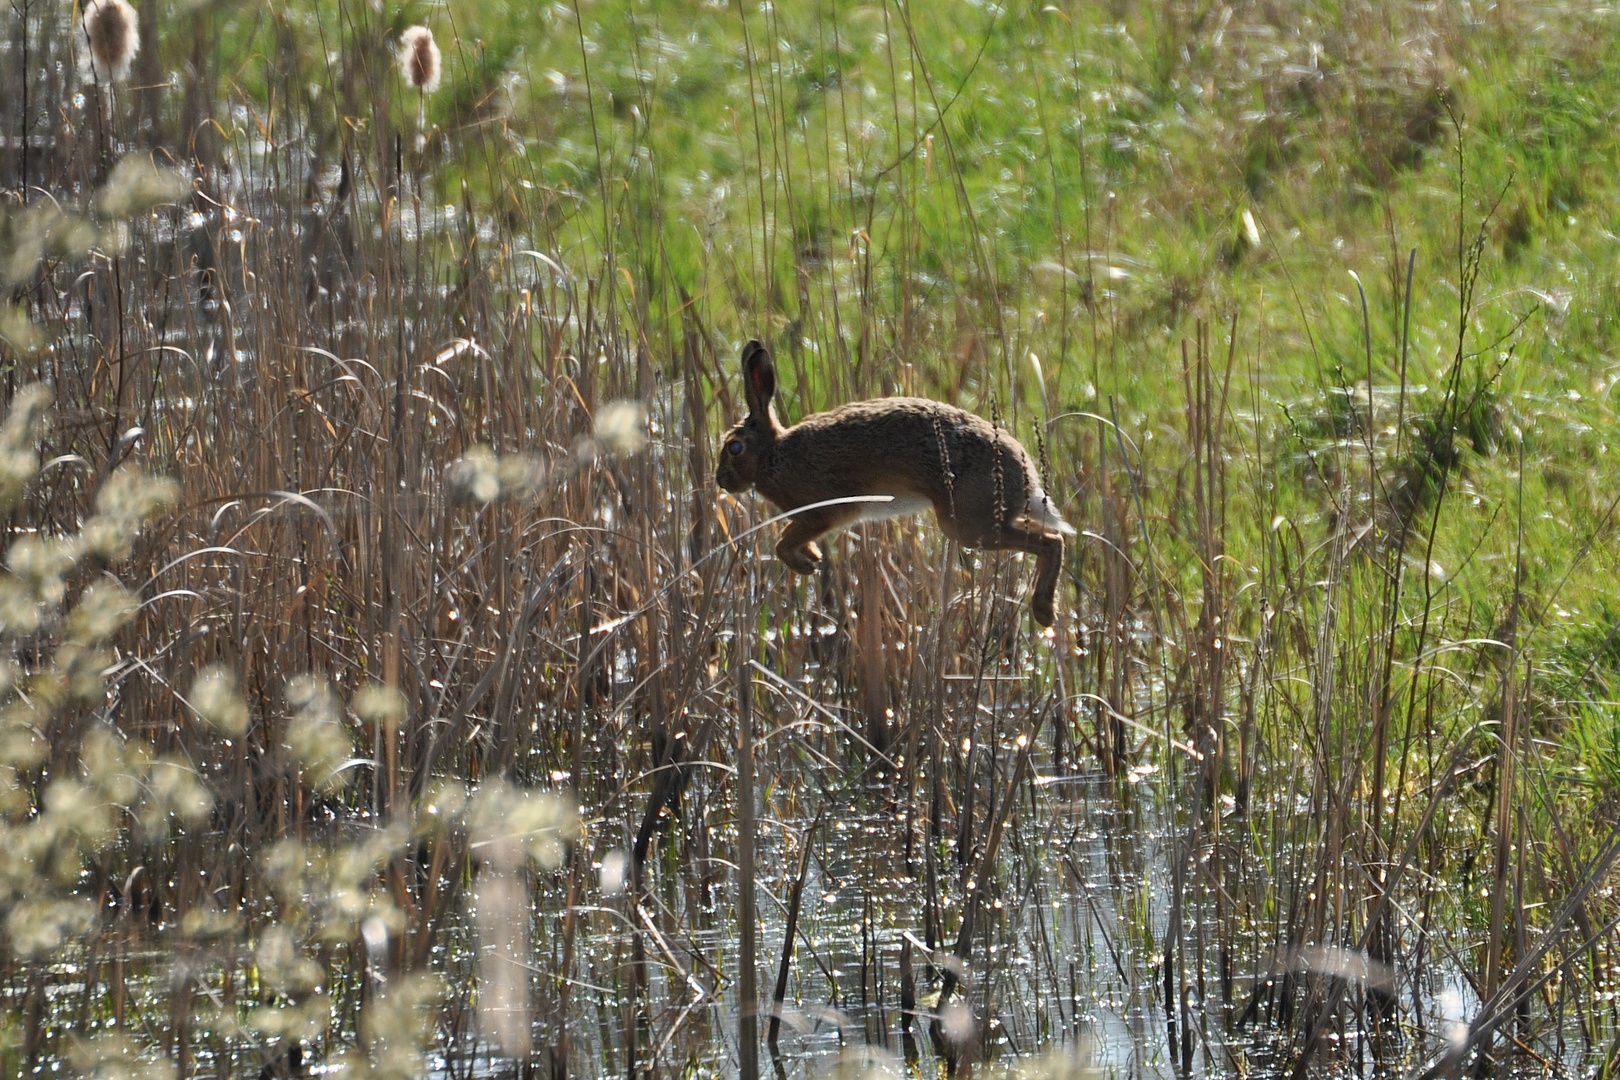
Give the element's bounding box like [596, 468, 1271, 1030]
[716, 340, 1071, 626]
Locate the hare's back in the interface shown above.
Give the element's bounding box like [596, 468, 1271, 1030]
[790, 397, 1001, 462]
[796, 397, 999, 443]
[780, 397, 1032, 500]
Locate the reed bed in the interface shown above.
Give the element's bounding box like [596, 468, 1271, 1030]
[2, 0, 1620, 1077]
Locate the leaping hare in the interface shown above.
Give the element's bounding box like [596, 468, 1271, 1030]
[715, 340, 1074, 626]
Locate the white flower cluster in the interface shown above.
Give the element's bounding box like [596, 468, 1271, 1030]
[0, 387, 202, 982]
[0, 153, 188, 355]
[445, 445, 547, 506]
[284, 675, 356, 794]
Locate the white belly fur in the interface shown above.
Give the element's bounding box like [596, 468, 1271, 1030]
[1026, 484, 1077, 536]
[853, 493, 933, 524]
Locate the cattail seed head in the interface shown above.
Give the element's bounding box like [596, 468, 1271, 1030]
[398, 26, 441, 93]
[78, 0, 140, 84]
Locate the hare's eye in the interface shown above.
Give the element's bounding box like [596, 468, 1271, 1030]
[726, 439, 745, 457]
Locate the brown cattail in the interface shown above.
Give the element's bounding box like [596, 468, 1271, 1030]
[78, 0, 140, 84]
[398, 26, 441, 94]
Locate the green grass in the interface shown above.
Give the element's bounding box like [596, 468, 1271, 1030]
[387, 0, 1620, 506]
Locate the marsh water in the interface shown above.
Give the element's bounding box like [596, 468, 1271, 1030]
[402, 750, 1505, 1080]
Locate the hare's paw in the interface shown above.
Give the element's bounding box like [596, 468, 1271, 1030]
[1030, 589, 1056, 628]
[777, 540, 823, 575]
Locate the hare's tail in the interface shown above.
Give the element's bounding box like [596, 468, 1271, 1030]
[1026, 485, 1077, 537]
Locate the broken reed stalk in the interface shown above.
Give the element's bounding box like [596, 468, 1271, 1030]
[767, 813, 818, 1058]
[1485, 447, 1527, 1036]
[736, 597, 759, 1080]
[931, 725, 1037, 1060]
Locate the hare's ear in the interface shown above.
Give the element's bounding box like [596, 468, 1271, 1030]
[741, 340, 776, 419]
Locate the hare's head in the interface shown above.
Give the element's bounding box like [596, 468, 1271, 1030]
[715, 340, 781, 494]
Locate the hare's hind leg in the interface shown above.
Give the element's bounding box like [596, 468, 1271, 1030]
[976, 522, 1064, 627]
[776, 506, 861, 574]
[1027, 531, 1065, 627]
[934, 496, 1067, 624]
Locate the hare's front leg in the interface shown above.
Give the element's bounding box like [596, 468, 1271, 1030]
[775, 506, 859, 574]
